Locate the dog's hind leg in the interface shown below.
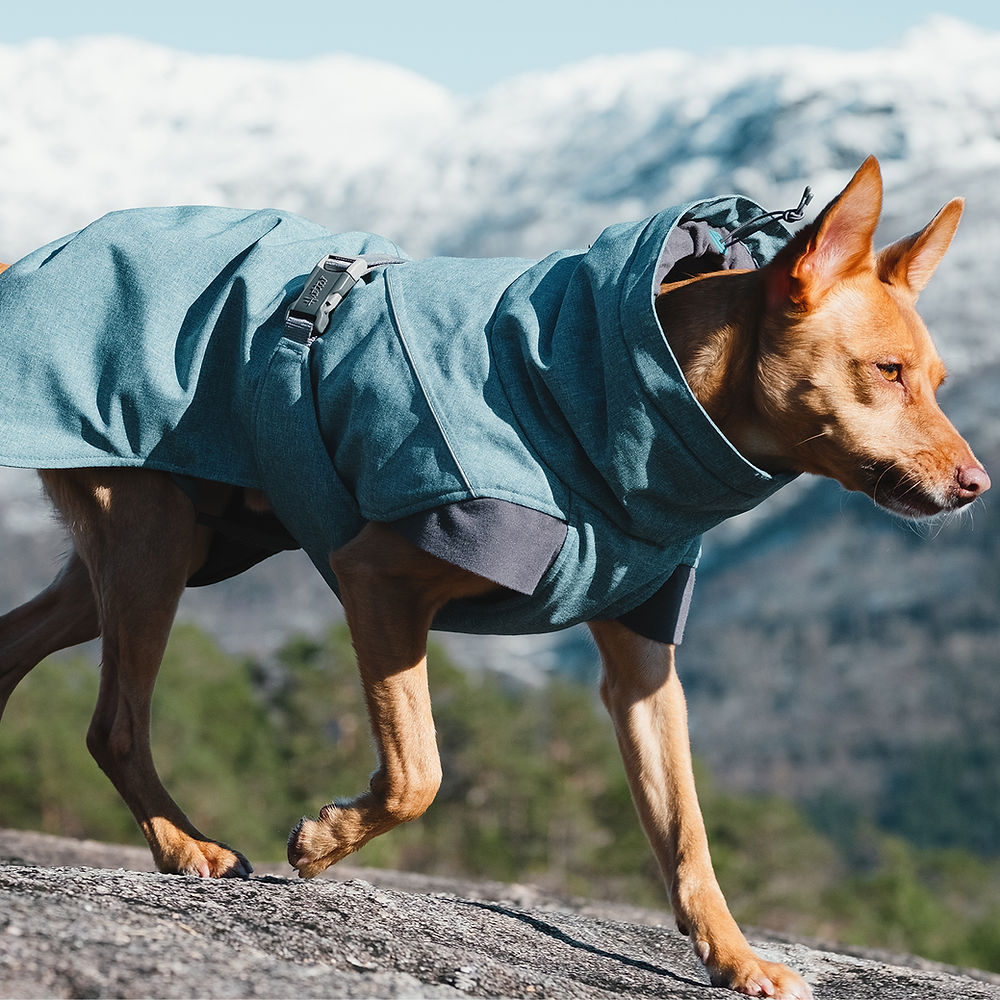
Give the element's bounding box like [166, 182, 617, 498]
[288, 522, 497, 878]
[591, 620, 812, 1000]
[39, 467, 252, 878]
[0, 552, 100, 718]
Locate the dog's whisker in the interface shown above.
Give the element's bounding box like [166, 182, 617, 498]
[872, 461, 901, 504]
[794, 429, 829, 449]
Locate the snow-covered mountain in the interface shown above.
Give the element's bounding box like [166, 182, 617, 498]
[2, 18, 999, 367]
[0, 20, 995, 245]
[1, 20, 999, 834]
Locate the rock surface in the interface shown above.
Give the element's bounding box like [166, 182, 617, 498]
[1, 828, 997, 999]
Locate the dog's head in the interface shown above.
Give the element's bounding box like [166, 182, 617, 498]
[754, 156, 989, 518]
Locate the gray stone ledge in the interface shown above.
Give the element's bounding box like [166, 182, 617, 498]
[1, 829, 997, 1000]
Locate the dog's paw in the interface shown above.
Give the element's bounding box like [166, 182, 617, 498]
[287, 804, 361, 878]
[157, 838, 253, 879]
[700, 945, 812, 999]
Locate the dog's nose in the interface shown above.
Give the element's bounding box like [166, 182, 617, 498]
[956, 463, 991, 500]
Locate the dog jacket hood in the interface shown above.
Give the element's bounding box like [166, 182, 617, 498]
[0, 201, 796, 634]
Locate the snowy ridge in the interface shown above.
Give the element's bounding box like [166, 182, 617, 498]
[0, 19, 998, 253]
[1, 19, 999, 375]
[0, 36, 457, 255]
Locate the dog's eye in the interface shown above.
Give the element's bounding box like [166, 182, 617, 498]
[877, 363, 902, 383]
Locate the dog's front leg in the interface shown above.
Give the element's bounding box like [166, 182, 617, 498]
[590, 620, 811, 999]
[288, 522, 497, 879]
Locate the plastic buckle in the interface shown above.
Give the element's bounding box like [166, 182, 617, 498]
[285, 256, 369, 344]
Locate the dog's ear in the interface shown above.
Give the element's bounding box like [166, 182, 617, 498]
[876, 198, 964, 299]
[767, 156, 883, 309]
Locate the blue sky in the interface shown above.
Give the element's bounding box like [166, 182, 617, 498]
[3, 1, 999, 93]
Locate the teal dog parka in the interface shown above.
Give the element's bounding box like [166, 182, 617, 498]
[0, 198, 798, 637]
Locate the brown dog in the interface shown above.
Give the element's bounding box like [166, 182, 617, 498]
[0, 158, 989, 999]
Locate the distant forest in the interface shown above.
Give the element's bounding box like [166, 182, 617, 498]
[1, 624, 998, 972]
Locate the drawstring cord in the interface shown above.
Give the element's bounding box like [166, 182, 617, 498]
[723, 186, 813, 249]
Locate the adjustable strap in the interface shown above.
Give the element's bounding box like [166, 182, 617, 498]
[722, 186, 814, 249]
[284, 253, 404, 345]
